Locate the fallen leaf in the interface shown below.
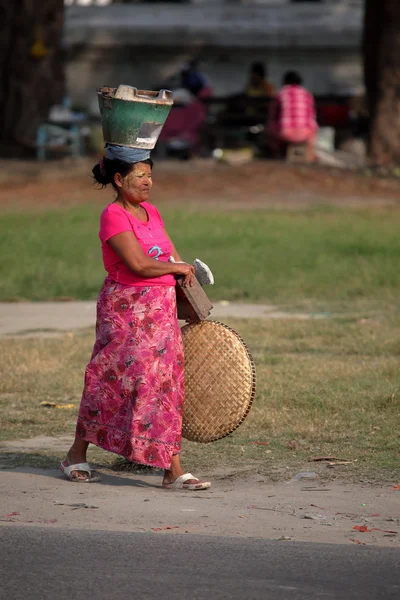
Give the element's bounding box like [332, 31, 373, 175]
[350, 538, 367, 545]
[353, 525, 372, 533]
[352, 525, 398, 534]
[392, 485, 400, 490]
[310, 504, 326, 510]
[5, 512, 20, 517]
[40, 401, 76, 409]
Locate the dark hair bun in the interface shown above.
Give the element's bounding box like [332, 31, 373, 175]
[92, 159, 113, 186]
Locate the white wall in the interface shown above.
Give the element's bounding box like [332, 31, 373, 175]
[64, 2, 364, 110]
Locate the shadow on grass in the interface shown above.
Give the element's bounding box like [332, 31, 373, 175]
[0, 452, 57, 470]
[0, 452, 160, 489]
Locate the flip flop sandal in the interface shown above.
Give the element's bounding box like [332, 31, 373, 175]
[162, 473, 211, 491]
[60, 460, 101, 483]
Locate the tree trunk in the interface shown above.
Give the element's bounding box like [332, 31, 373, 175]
[0, 0, 65, 157]
[364, 0, 400, 165]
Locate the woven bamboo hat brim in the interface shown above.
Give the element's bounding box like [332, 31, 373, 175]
[181, 320, 256, 443]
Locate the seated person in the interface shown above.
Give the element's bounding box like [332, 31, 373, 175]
[245, 62, 275, 121]
[181, 59, 213, 100]
[267, 70, 318, 161]
[246, 61, 275, 98]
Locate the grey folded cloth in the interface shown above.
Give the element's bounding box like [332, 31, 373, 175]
[193, 258, 214, 285]
[169, 257, 214, 286]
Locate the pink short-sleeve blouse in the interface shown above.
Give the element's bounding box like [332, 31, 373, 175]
[99, 202, 175, 287]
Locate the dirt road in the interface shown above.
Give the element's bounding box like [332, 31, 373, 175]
[1, 158, 399, 211]
[1, 460, 399, 547]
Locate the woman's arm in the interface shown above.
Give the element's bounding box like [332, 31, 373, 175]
[108, 231, 194, 283]
[162, 228, 195, 287]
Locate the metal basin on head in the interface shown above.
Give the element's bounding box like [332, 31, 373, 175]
[97, 86, 174, 150]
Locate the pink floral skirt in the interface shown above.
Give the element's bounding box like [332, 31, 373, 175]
[76, 279, 184, 469]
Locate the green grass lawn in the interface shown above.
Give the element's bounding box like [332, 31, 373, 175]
[1, 201, 399, 481]
[1, 203, 400, 311]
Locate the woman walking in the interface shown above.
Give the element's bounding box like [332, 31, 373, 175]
[61, 145, 210, 490]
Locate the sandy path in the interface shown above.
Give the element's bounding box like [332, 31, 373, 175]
[0, 463, 399, 547]
[0, 300, 328, 338]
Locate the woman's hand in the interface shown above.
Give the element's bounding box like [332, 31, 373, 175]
[173, 262, 195, 287]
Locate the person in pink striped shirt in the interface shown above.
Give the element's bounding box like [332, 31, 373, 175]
[267, 71, 318, 161]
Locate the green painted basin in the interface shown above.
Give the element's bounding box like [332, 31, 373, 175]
[98, 86, 174, 149]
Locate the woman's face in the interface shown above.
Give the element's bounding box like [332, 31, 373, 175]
[116, 162, 153, 203]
